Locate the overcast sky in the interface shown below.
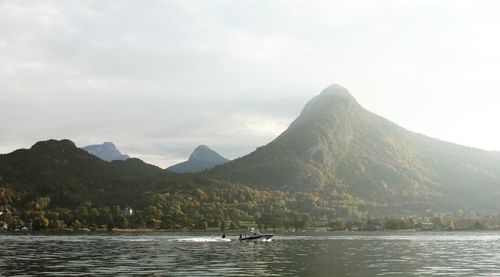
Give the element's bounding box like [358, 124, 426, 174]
[1, 0, 500, 167]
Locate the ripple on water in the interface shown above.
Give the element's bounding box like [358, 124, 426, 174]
[1, 232, 500, 276]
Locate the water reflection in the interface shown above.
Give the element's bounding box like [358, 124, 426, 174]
[1, 232, 500, 276]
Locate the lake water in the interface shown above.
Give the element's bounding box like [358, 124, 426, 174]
[1, 232, 500, 276]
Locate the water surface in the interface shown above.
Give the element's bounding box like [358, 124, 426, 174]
[1, 232, 500, 276]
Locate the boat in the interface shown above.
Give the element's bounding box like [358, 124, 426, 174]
[239, 227, 273, 242]
[239, 234, 274, 242]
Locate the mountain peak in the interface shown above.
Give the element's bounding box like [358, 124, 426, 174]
[317, 84, 357, 104]
[82, 142, 129, 162]
[320, 84, 351, 97]
[28, 139, 80, 156]
[189, 145, 226, 162]
[286, 84, 359, 130]
[167, 145, 230, 173]
[31, 139, 77, 151]
[191, 144, 210, 154]
[307, 84, 358, 110]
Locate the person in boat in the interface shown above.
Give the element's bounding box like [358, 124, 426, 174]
[222, 233, 226, 238]
[249, 227, 258, 235]
[239, 234, 242, 239]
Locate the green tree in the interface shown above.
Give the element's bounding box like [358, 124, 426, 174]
[220, 220, 227, 231]
[74, 206, 89, 225]
[32, 213, 49, 230]
[49, 219, 66, 230]
[35, 196, 50, 210]
[333, 219, 345, 230]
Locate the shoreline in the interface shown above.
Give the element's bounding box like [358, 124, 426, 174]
[1, 228, 497, 235]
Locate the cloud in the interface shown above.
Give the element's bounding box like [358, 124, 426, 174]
[1, 0, 500, 167]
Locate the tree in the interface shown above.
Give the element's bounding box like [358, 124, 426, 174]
[220, 220, 227, 231]
[144, 206, 163, 221]
[229, 221, 239, 230]
[73, 219, 82, 230]
[432, 216, 444, 228]
[147, 219, 161, 229]
[32, 213, 49, 230]
[74, 206, 89, 225]
[88, 208, 100, 225]
[473, 220, 485, 230]
[119, 218, 129, 229]
[332, 219, 345, 230]
[57, 208, 74, 226]
[446, 219, 455, 230]
[253, 211, 262, 221]
[384, 218, 401, 230]
[49, 219, 66, 230]
[35, 196, 50, 210]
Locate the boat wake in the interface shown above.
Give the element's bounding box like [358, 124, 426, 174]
[173, 237, 231, 242]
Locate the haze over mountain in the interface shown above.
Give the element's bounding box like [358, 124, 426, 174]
[209, 84, 500, 213]
[82, 142, 129, 162]
[167, 145, 230, 173]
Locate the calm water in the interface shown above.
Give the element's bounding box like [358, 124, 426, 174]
[1, 232, 500, 276]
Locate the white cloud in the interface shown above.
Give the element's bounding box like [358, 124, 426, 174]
[1, 0, 500, 167]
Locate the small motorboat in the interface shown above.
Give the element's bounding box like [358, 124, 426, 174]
[239, 234, 273, 242]
[239, 227, 273, 242]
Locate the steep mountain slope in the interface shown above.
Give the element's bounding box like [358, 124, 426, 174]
[167, 145, 229, 173]
[209, 84, 500, 212]
[82, 142, 129, 162]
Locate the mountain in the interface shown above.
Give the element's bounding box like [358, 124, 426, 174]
[2, 85, 500, 221]
[209, 84, 500, 213]
[82, 142, 129, 162]
[0, 139, 301, 231]
[0, 139, 165, 208]
[167, 145, 230, 173]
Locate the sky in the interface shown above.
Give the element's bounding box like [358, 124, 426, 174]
[1, 0, 500, 168]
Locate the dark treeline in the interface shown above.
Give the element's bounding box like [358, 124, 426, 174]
[0, 183, 354, 231]
[2, 185, 500, 232]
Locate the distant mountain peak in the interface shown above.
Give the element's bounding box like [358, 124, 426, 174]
[82, 142, 129, 162]
[167, 145, 230, 173]
[320, 84, 352, 97]
[189, 145, 225, 162]
[194, 144, 209, 150]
